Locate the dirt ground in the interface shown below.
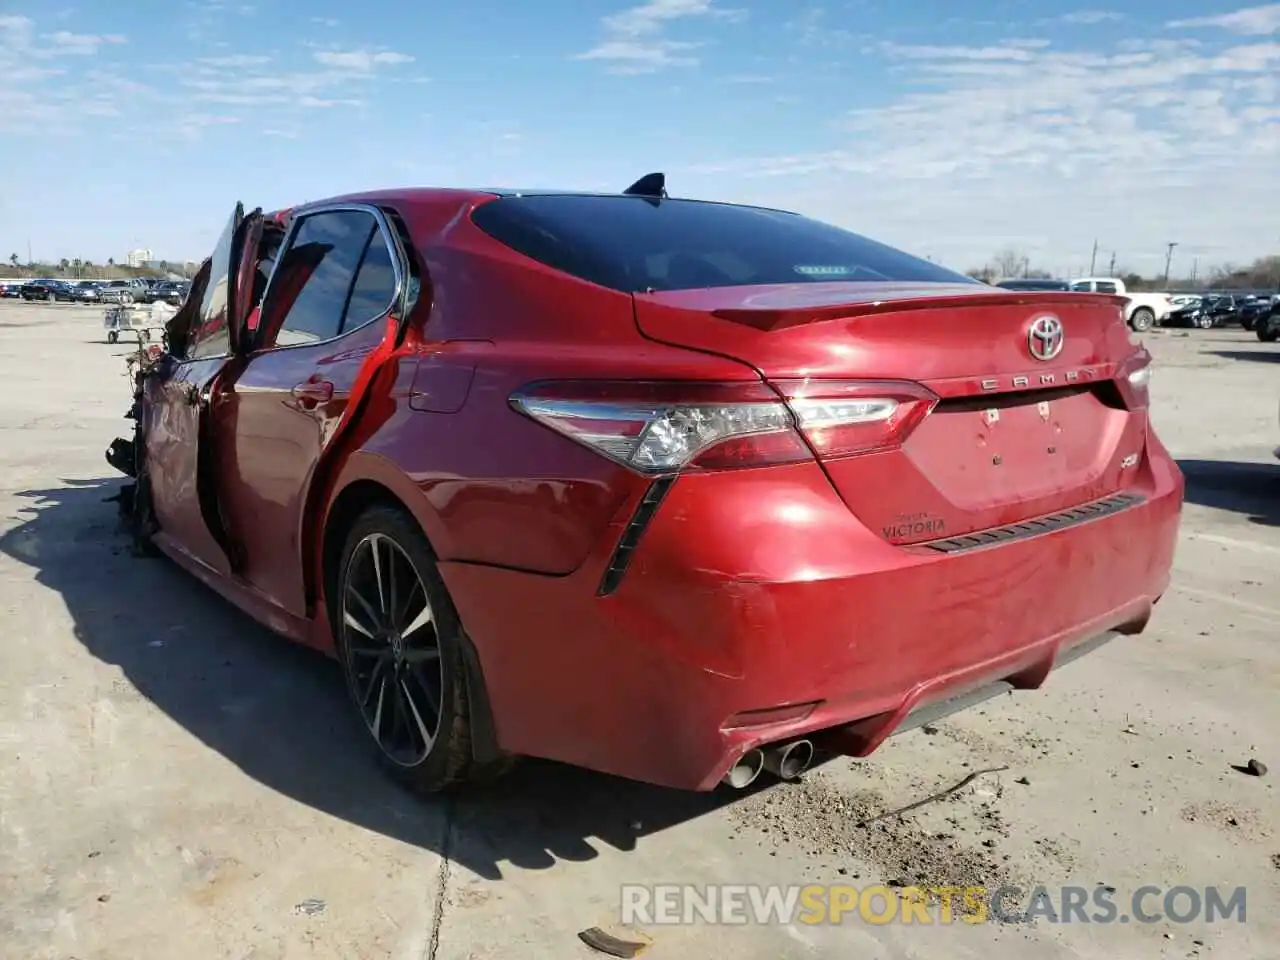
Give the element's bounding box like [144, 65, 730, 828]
[0, 300, 1276, 960]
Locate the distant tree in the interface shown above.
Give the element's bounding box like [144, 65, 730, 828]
[8, 253, 17, 269]
[993, 248, 1028, 279]
[966, 265, 997, 283]
[1122, 272, 1142, 290]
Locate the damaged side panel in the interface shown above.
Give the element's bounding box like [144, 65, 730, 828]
[107, 202, 263, 573]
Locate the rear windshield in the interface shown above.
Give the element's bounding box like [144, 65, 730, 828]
[470, 195, 975, 293]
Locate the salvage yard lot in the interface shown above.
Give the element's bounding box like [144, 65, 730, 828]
[0, 300, 1276, 960]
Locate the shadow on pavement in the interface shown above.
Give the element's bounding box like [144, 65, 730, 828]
[1208, 350, 1280, 364]
[1177, 459, 1280, 528]
[0, 479, 757, 881]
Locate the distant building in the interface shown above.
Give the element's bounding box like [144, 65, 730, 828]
[125, 248, 153, 268]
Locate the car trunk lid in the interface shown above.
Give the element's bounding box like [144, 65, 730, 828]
[632, 282, 1148, 544]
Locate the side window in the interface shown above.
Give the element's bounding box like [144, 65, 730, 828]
[342, 230, 398, 330]
[1096, 281, 1118, 294]
[1069, 281, 1092, 292]
[266, 211, 376, 347]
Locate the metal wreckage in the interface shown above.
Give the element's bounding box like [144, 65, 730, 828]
[104, 256, 212, 553]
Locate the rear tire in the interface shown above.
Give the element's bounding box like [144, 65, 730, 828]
[333, 505, 491, 793]
[1195, 314, 1213, 330]
[1129, 307, 1154, 332]
[107, 331, 118, 344]
[1258, 323, 1278, 343]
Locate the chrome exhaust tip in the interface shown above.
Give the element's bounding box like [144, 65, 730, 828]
[763, 739, 815, 781]
[722, 748, 765, 789]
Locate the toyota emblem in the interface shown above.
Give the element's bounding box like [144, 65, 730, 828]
[1028, 315, 1064, 362]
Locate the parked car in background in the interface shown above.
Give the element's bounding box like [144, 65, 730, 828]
[1256, 300, 1279, 342]
[1237, 296, 1271, 331]
[98, 278, 150, 304]
[0, 281, 23, 298]
[70, 280, 104, 303]
[1199, 294, 1240, 327]
[145, 280, 190, 306]
[105, 183, 1183, 795]
[20, 279, 76, 302]
[1163, 296, 1211, 329]
[1068, 277, 1170, 332]
[995, 278, 1071, 291]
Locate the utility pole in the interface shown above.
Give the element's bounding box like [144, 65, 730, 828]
[1108, 252, 1116, 276]
[1163, 242, 1178, 285]
[1090, 239, 1098, 275]
[1190, 258, 1198, 285]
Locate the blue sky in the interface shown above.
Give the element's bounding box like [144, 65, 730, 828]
[1, 0, 1277, 277]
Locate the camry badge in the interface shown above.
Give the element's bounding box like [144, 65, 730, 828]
[1028, 315, 1064, 362]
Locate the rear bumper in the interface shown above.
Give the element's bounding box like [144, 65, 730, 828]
[441, 433, 1184, 791]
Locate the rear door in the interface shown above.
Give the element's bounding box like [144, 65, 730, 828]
[144, 203, 262, 574]
[213, 205, 405, 617]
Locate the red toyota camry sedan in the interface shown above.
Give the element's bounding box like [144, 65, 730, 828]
[107, 175, 1183, 793]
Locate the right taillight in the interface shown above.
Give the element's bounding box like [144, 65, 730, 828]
[509, 378, 937, 475]
[1117, 351, 1152, 409]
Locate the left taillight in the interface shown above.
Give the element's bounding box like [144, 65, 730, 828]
[509, 379, 936, 475]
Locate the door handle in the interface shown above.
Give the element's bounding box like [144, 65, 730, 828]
[291, 379, 334, 409]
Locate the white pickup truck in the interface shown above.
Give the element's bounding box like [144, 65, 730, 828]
[1067, 277, 1171, 332]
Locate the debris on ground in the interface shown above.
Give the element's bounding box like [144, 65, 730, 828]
[578, 927, 650, 958]
[1231, 758, 1268, 778]
[294, 898, 326, 917]
[728, 772, 1012, 891]
[856, 766, 1010, 828]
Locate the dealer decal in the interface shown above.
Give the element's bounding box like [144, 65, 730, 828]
[883, 512, 946, 540]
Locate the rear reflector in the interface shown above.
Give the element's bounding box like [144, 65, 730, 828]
[510, 379, 937, 475]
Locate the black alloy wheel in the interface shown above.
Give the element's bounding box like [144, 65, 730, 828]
[335, 505, 493, 791]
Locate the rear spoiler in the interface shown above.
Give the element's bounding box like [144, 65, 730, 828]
[709, 290, 1125, 332]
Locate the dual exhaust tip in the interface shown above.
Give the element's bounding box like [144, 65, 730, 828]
[722, 739, 814, 789]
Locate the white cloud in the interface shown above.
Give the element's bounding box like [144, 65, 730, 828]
[877, 40, 1048, 62]
[1056, 10, 1123, 25]
[312, 48, 414, 72]
[196, 53, 274, 67]
[688, 32, 1280, 269]
[1168, 4, 1280, 36]
[576, 0, 741, 74]
[45, 30, 127, 54]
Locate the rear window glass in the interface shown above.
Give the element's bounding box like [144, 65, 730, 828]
[470, 195, 975, 293]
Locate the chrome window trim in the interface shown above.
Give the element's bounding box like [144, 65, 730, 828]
[250, 201, 408, 356]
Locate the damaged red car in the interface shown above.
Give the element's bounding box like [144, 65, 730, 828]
[107, 175, 1183, 793]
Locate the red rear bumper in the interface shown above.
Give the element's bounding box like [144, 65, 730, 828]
[441, 434, 1183, 791]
